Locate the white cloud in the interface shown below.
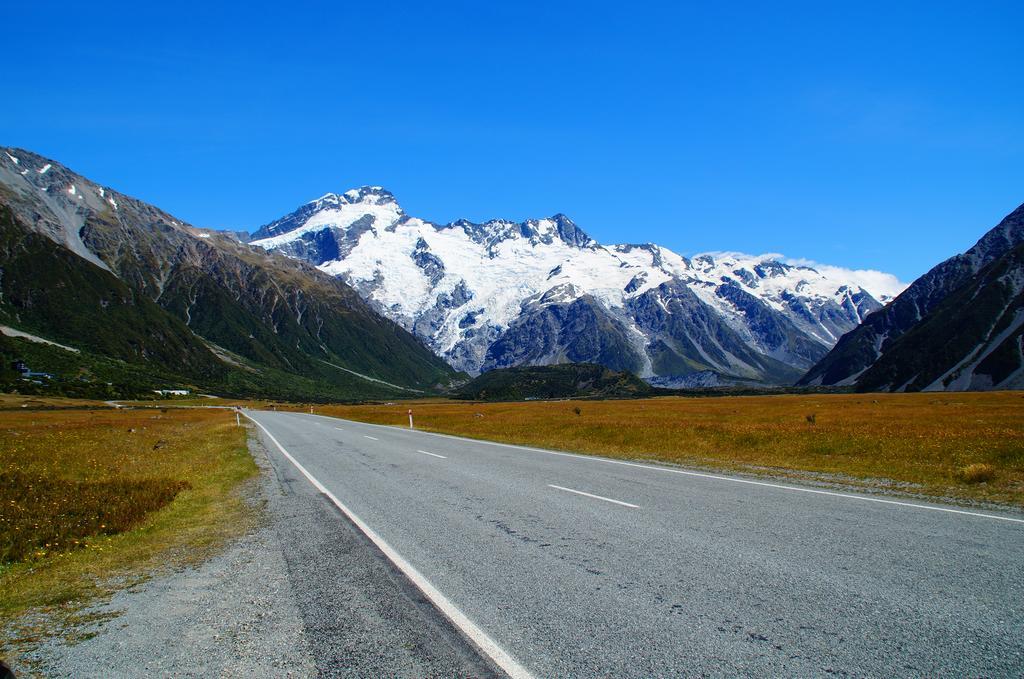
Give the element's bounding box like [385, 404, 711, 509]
[782, 256, 908, 300]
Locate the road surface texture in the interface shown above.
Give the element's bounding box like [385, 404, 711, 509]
[245, 409, 1024, 678]
[21, 429, 497, 678]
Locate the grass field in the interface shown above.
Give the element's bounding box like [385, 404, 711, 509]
[0, 394, 114, 411]
[319, 392, 1024, 507]
[0, 406, 255, 661]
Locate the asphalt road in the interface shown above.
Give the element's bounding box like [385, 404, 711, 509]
[245, 410, 1024, 677]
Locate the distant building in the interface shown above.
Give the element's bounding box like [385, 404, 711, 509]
[12, 360, 53, 380]
[154, 389, 191, 396]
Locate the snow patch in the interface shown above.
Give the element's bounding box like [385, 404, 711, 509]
[0, 325, 80, 353]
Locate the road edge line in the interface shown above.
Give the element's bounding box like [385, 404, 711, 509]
[313, 414, 1024, 525]
[241, 411, 535, 679]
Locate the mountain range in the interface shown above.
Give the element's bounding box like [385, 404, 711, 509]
[0, 148, 455, 400]
[251, 188, 904, 387]
[3, 145, 1019, 396]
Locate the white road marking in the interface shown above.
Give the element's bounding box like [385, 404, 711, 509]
[364, 435, 378, 441]
[548, 484, 639, 508]
[242, 412, 535, 679]
[321, 416, 1024, 526]
[417, 450, 447, 459]
[335, 427, 344, 431]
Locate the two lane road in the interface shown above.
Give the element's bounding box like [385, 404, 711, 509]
[245, 410, 1024, 677]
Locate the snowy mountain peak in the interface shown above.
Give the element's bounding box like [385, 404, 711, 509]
[340, 185, 397, 205]
[252, 191, 907, 384]
[548, 213, 595, 248]
[297, 186, 400, 214]
[252, 186, 404, 244]
[440, 213, 595, 252]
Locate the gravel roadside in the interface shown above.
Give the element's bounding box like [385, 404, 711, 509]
[19, 426, 498, 677]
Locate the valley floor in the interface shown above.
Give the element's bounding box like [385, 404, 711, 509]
[318, 391, 1024, 509]
[3, 390, 1023, 676]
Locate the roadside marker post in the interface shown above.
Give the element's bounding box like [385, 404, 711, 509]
[408, 409, 414, 429]
[235, 410, 240, 427]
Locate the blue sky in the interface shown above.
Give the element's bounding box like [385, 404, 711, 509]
[3, 1, 1022, 281]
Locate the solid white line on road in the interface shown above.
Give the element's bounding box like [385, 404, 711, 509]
[548, 484, 639, 508]
[241, 412, 535, 679]
[416, 450, 447, 459]
[325, 417, 1024, 526]
[364, 435, 379, 441]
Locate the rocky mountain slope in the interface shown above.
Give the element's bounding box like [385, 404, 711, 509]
[0, 148, 456, 399]
[800, 203, 1024, 391]
[252, 188, 904, 386]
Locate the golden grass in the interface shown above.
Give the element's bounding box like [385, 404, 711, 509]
[0, 406, 255, 659]
[319, 392, 1024, 507]
[114, 397, 308, 409]
[114, 397, 254, 408]
[0, 394, 112, 411]
[958, 463, 998, 484]
[1, 472, 189, 563]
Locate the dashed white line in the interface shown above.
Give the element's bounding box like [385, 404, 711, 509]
[548, 484, 639, 508]
[335, 427, 344, 431]
[417, 450, 447, 459]
[355, 422, 1024, 526]
[296, 413, 1024, 525]
[242, 412, 534, 679]
[364, 435, 378, 441]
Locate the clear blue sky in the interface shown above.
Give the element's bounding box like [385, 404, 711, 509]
[3, 1, 1022, 281]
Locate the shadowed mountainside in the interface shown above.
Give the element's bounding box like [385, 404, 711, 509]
[0, 148, 457, 400]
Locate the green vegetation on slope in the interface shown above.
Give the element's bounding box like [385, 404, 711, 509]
[0, 147, 461, 400]
[0, 205, 225, 381]
[453, 363, 657, 401]
[0, 204, 450, 401]
[0, 330, 422, 402]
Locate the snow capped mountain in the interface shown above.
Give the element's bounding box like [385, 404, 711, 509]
[251, 188, 906, 385]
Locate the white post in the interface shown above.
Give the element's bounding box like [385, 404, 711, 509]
[408, 409, 414, 429]
[310, 405, 313, 414]
[235, 411, 240, 427]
